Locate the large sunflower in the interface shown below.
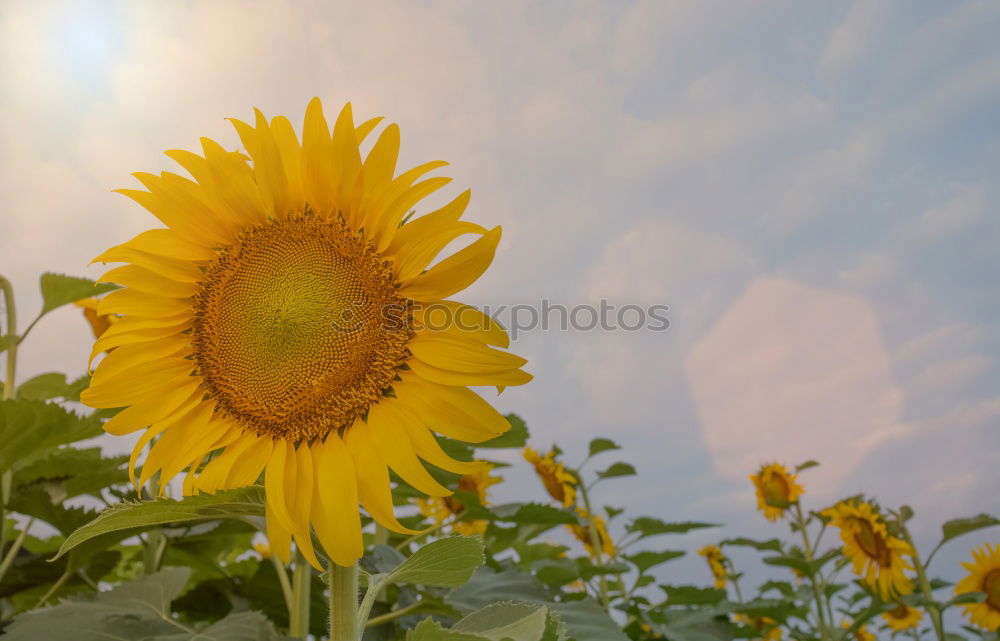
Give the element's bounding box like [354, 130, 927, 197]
[80, 98, 531, 568]
[823, 501, 913, 600]
[749, 462, 803, 521]
[954, 543, 1000, 630]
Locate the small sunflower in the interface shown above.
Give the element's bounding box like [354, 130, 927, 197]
[841, 620, 875, 641]
[253, 541, 272, 560]
[698, 544, 727, 589]
[75, 298, 120, 339]
[568, 507, 615, 560]
[523, 446, 576, 507]
[823, 501, 913, 600]
[881, 603, 922, 632]
[417, 462, 501, 536]
[954, 543, 1000, 630]
[749, 462, 803, 521]
[81, 99, 531, 569]
[733, 613, 782, 641]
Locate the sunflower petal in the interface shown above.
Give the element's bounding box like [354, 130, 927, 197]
[368, 402, 450, 496]
[398, 226, 501, 301]
[343, 423, 421, 535]
[312, 435, 363, 566]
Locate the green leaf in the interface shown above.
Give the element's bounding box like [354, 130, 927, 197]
[763, 555, 811, 575]
[452, 602, 551, 641]
[624, 549, 685, 573]
[16, 373, 88, 401]
[4, 567, 285, 640]
[492, 503, 579, 526]
[15, 447, 127, 500]
[448, 567, 550, 614]
[55, 486, 266, 559]
[39, 272, 118, 315]
[939, 514, 1000, 547]
[386, 536, 484, 588]
[596, 462, 636, 479]
[720, 537, 783, 553]
[587, 438, 620, 457]
[410, 619, 491, 641]
[795, 460, 820, 472]
[626, 517, 719, 538]
[659, 585, 727, 606]
[0, 399, 102, 475]
[477, 413, 530, 449]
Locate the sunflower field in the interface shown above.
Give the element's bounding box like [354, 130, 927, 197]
[1, 101, 998, 641]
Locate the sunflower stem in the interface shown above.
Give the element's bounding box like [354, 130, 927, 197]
[268, 552, 295, 625]
[328, 561, 359, 641]
[290, 550, 312, 638]
[899, 523, 946, 641]
[793, 502, 832, 641]
[0, 275, 17, 400]
[577, 477, 611, 611]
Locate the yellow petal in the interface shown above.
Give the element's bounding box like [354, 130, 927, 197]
[343, 423, 421, 535]
[92, 243, 207, 284]
[398, 226, 501, 301]
[90, 320, 192, 371]
[289, 443, 322, 570]
[101, 378, 201, 436]
[355, 116, 383, 145]
[331, 102, 362, 215]
[373, 176, 453, 252]
[409, 332, 526, 373]
[393, 373, 509, 441]
[140, 400, 216, 491]
[97, 288, 190, 318]
[312, 435, 363, 566]
[95, 229, 215, 262]
[300, 97, 336, 215]
[200, 137, 269, 225]
[90, 336, 190, 387]
[407, 358, 532, 388]
[98, 265, 198, 298]
[266, 499, 293, 563]
[391, 221, 485, 282]
[270, 115, 305, 212]
[265, 440, 296, 531]
[81, 359, 195, 408]
[368, 402, 450, 496]
[413, 302, 509, 348]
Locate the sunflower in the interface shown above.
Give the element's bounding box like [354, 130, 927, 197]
[568, 507, 615, 560]
[80, 98, 531, 569]
[698, 545, 728, 589]
[823, 501, 913, 600]
[416, 462, 501, 536]
[881, 603, 922, 632]
[75, 298, 120, 339]
[253, 541, 272, 560]
[954, 543, 1000, 630]
[523, 447, 576, 507]
[732, 613, 782, 641]
[841, 620, 875, 641]
[749, 462, 803, 521]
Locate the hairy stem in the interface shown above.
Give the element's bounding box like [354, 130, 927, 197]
[289, 551, 312, 638]
[328, 561, 359, 641]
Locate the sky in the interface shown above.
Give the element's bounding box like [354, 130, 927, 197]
[1, 0, 998, 613]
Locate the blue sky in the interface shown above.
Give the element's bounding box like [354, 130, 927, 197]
[1, 0, 998, 611]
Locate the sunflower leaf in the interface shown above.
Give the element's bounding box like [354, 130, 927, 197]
[720, 537, 783, 553]
[385, 535, 484, 588]
[624, 549, 685, 573]
[54, 486, 266, 560]
[0, 399, 103, 475]
[451, 602, 555, 641]
[38, 272, 118, 315]
[587, 438, 620, 457]
[477, 413, 530, 449]
[939, 514, 1000, 547]
[596, 462, 636, 479]
[626, 517, 719, 539]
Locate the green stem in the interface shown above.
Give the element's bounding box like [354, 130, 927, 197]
[328, 561, 359, 641]
[364, 599, 422, 628]
[289, 551, 312, 639]
[268, 552, 295, 625]
[0, 517, 34, 585]
[35, 564, 72, 608]
[793, 503, 832, 641]
[143, 529, 166, 575]
[1, 275, 17, 400]
[576, 478, 610, 611]
[900, 524, 946, 641]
